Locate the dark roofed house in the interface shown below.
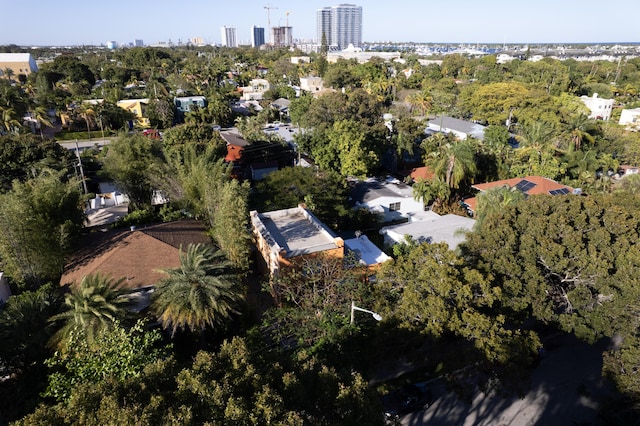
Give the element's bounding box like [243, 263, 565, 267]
[219, 130, 294, 181]
[351, 177, 424, 222]
[61, 220, 211, 290]
[220, 130, 250, 163]
[271, 98, 291, 117]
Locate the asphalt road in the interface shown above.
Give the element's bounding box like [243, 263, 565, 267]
[401, 334, 618, 426]
[58, 138, 111, 153]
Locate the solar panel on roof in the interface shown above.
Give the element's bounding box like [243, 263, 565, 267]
[549, 188, 570, 195]
[515, 179, 536, 193]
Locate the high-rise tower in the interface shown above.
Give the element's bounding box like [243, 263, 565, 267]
[317, 4, 362, 50]
[251, 26, 265, 48]
[317, 7, 332, 48]
[220, 26, 238, 48]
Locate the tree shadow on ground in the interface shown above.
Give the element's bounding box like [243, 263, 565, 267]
[402, 333, 623, 426]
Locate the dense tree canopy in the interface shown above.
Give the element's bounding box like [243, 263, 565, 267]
[0, 134, 73, 192]
[462, 193, 640, 397]
[0, 171, 84, 288]
[100, 134, 164, 209]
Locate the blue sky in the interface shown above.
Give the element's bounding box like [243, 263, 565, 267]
[2, 0, 639, 46]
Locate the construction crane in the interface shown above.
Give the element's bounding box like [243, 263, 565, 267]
[264, 4, 278, 45]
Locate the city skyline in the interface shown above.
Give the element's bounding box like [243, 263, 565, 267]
[1, 0, 639, 47]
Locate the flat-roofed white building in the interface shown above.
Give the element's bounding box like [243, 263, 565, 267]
[580, 93, 614, 121]
[380, 213, 476, 251]
[251, 204, 344, 277]
[241, 78, 270, 100]
[619, 108, 640, 131]
[344, 235, 391, 267]
[300, 76, 324, 93]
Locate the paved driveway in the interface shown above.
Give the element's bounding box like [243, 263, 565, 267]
[402, 334, 618, 426]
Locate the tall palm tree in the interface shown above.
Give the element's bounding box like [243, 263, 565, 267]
[76, 103, 96, 139]
[31, 105, 53, 139]
[427, 140, 477, 190]
[407, 89, 432, 116]
[151, 243, 243, 337]
[49, 274, 130, 350]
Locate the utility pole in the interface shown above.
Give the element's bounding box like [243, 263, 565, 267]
[74, 140, 88, 194]
[264, 4, 278, 45]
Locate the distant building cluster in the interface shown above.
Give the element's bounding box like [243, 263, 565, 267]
[213, 4, 362, 50]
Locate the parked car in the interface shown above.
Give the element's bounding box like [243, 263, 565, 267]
[381, 382, 433, 420]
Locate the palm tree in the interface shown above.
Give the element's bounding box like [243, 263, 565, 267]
[427, 140, 477, 190]
[566, 115, 595, 152]
[0, 106, 21, 134]
[151, 243, 243, 337]
[49, 274, 130, 350]
[31, 105, 53, 139]
[475, 185, 525, 228]
[407, 89, 432, 116]
[516, 121, 555, 152]
[3, 68, 14, 85]
[413, 177, 451, 210]
[76, 102, 96, 139]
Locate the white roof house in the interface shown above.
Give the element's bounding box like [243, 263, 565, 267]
[344, 235, 391, 267]
[300, 76, 324, 93]
[580, 93, 614, 121]
[619, 108, 640, 131]
[351, 177, 424, 222]
[380, 213, 476, 251]
[427, 115, 487, 140]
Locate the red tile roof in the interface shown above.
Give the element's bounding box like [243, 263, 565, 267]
[410, 166, 435, 182]
[472, 176, 573, 195]
[465, 176, 574, 213]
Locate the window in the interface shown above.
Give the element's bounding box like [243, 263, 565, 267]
[389, 202, 401, 211]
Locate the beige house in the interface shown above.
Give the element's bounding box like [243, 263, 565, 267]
[0, 53, 38, 79]
[300, 76, 324, 93]
[241, 78, 270, 101]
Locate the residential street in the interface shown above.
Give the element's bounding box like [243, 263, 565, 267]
[401, 334, 619, 426]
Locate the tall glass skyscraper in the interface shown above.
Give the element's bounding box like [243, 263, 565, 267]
[251, 26, 265, 48]
[317, 4, 362, 50]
